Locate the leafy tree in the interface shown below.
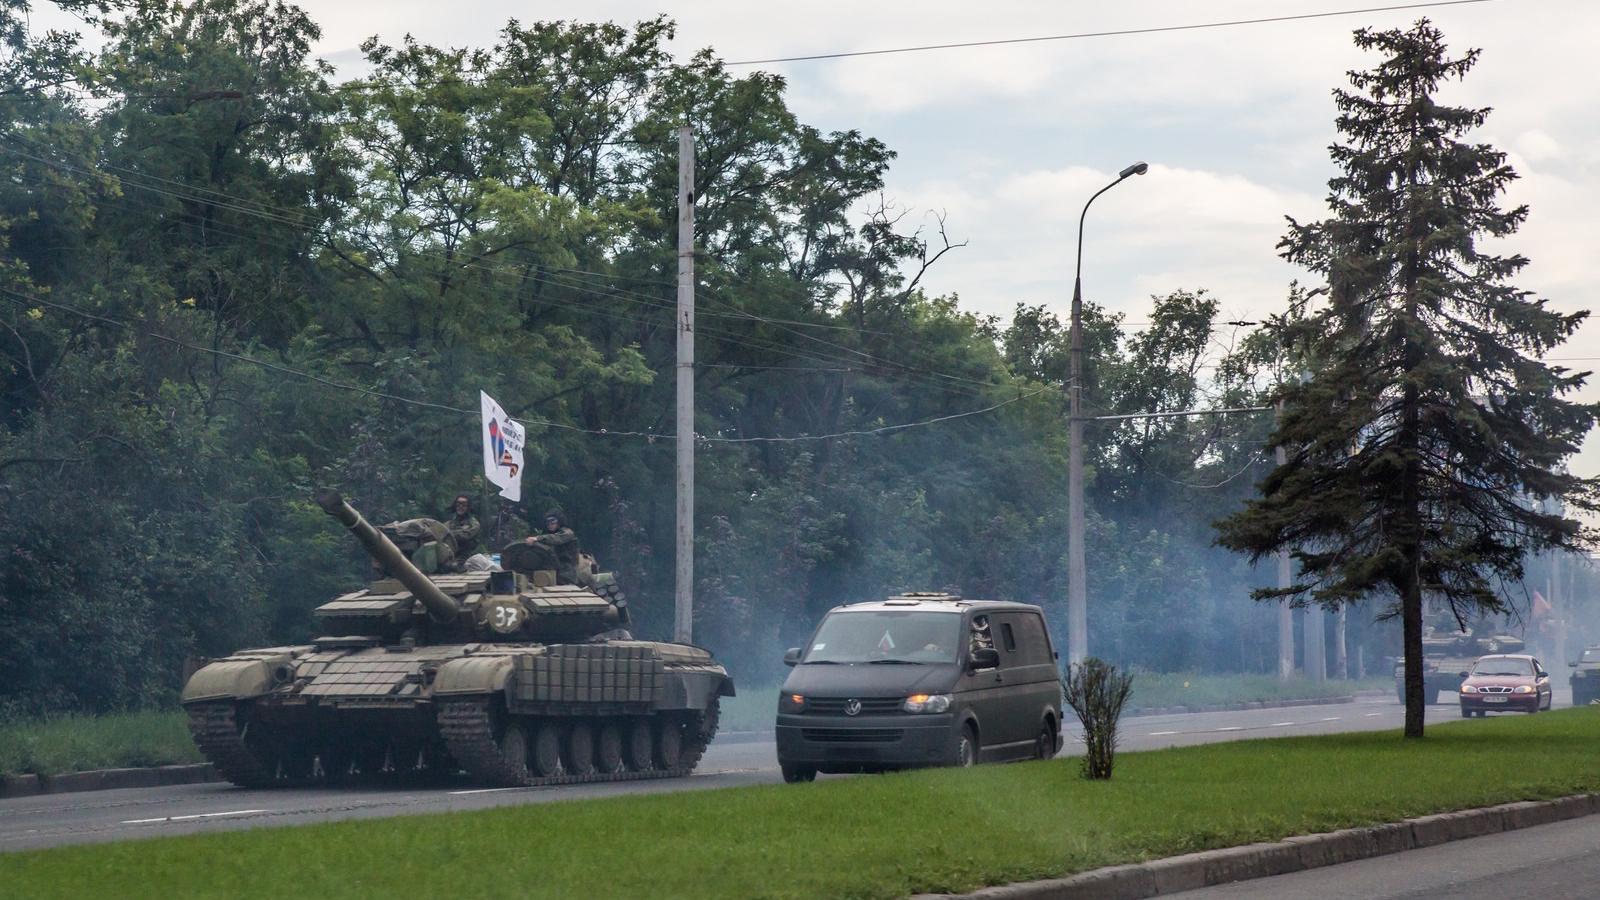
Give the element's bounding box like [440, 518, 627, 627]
[1215, 20, 1597, 737]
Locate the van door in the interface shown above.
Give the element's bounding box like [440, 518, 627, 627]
[957, 612, 1007, 753]
[992, 611, 1060, 751]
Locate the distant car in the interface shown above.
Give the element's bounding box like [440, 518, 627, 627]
[1570, 647, 1600, 706]
[774, 593, 1062, 783]
[1457, 654, 1554, 717]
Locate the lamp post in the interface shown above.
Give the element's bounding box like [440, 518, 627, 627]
[1068, 161, 1147, 666]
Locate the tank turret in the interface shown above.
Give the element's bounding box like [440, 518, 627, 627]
[314, 488, 462, 624]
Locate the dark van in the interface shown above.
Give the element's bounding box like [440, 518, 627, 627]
[774, 593, 1062, 783]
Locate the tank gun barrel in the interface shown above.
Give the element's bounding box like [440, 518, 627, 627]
[314, 489, 461, 623]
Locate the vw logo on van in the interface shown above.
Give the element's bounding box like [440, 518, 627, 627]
[844, 698, 862, 716]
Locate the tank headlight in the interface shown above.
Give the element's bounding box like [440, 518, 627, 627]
[1514, 685, 1534, 694]
[902, 693, 951, 714]
[780, 693, 806, 712]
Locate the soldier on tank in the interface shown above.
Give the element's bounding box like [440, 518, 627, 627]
[518, 509, 580, 584]
[446, 494, 481, 557]
[379, 518, 457, 574]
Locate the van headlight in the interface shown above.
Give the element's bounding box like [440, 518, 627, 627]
[902, 693, 951, 714]
[780, 693, 806, 712]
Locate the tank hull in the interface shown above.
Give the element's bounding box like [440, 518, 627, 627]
[183, 639, 731, 787]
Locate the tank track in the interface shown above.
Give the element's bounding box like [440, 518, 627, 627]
[186, 702, 279, 788]
[438, 696, 720, 788]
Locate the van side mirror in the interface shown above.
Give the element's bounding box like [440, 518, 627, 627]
[969, 647, 999, 670]
[783, 647, 802, 667]
[1571, 661, 1579, 668]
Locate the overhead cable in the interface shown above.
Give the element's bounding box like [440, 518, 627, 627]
[723, 1, 1499, 65]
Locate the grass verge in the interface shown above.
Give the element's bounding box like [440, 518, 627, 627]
[1129, 671, 1391, 710]
[3, 710, 1597, 899]
[0, 711, 200, 776]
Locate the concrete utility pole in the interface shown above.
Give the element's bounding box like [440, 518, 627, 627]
[1305, 602, 1326, 682]
[1275, 411, 1293, 680]
[1067, 161, 1147, 666]
[1334, 607, 1348, 679]
[674, 125, 695, 644]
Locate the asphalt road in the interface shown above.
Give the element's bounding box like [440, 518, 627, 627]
[0, 688, 1574, 854]
[1170, 813, 1600, 899]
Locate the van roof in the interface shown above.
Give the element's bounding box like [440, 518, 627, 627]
[832, 593, 1044, 615]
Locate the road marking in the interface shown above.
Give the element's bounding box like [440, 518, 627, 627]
[122, 809, 267, 825]
[449, 787, 526, 796]
[1321, 717, 1341, 722]
[1216, 726, 1243, 732]
[1365, 712, 1384, 717]
[1148, 730, 1179, 736]
[1268, 722, 1297, 727]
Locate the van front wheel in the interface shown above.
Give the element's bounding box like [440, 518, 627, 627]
[948, 724, 978, 768]
[781, 763, 816, 783]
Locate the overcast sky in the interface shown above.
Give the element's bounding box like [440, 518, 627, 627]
[46, 0, 1600, 473]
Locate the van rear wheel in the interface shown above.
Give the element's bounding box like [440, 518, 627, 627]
[1035, 723, 1056, 760]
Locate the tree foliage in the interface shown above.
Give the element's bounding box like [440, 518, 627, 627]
[1215, 20, 1598, 737]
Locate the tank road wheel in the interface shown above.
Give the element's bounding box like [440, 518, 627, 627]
[320, 745, 356, 783]
[596, 722, 626, 774]
[278, 747, 316, 784]
[496, 722, 533, 782]
[530, 724, 562, 778]
[624, 720, 655, 771]
[563, 721, 597, 776]
[353, 745, 388, 777]
[439, 699, 544, 787]
[653, 719, 684, 770]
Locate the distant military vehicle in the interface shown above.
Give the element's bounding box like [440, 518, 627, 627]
[1571, 646, 1600, 706]
[1394, 628, 1525, 704]
[181, 490, 733, 787]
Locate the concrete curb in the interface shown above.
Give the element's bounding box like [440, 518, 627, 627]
[0, 764, 217, 800]
[1124, 695, 1357, 718]
[916, 793, 1600, 900]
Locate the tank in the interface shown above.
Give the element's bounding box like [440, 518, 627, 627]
[1393, 628, 1525, 704]
[180, 489, 734, 788]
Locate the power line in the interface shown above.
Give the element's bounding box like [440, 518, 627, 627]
[1, 286, 1046, 444]
[722, 1, 1500, 65]
[1084, 405, 1273, 422]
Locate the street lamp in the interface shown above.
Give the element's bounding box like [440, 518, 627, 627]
[1067, 161, 1147, 666]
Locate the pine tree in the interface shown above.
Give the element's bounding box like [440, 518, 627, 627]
[1215, 20, 1598, 738]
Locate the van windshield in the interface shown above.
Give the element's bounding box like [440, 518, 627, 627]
[804, 610, 962, 664]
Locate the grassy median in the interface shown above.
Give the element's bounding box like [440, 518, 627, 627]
[0, 712, 199, 776]
[3, 709, 1597, 899]
[719, 673, 1390, 733]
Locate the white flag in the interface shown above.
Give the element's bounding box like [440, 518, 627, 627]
[480, 391, 525, 502]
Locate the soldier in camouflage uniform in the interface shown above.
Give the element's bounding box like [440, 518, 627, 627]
[446, 494, 481, 558]
[519, 509, 580, 584]
[379, 518, 457, 574]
